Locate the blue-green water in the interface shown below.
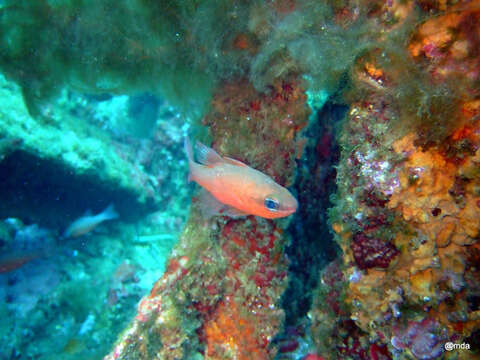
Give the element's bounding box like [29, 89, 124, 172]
[0, 77, 191, 359]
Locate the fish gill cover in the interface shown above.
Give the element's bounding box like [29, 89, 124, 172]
[0, 0, 479, 360]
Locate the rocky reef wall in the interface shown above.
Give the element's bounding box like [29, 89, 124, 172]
[103, 0, 480, 359]
[316, 1, 480, 359]
[104, 77, 312, 359]
[102, 0, 480, 358]
[1, 0, 479, 359]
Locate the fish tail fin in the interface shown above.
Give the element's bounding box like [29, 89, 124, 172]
[102, 203, 119, 221]
[62, 228, 71, 239]
[184, 136, 194, 182]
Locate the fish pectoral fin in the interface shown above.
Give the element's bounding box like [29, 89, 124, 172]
[219, 206, 248, 218]
[222, 156, 248, 167]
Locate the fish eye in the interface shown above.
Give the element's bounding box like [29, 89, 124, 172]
[264, 197, 280, 212]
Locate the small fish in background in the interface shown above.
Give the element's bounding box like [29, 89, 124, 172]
[64, 204, 119, 238]
[0, 221, 54, 273]
[0, 252, 41, 273]
[184, 137, 298, 219]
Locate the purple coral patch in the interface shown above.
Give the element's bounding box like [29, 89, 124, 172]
[351, 233, 399, 269]
[392, 318, 447, 359]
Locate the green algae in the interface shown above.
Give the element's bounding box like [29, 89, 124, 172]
[0, 0, 383, 123]
[372, 47, 463, 147]
[250, 1, 373, 96]
[0, 0, 231, 117]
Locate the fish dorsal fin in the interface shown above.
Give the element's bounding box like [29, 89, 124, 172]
[195, 141, 224, 167]
[223, 156, 248, 167]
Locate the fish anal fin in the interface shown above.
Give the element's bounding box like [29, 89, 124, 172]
[223, 156, 248, 167]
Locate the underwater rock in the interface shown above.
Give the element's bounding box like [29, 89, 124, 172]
[105, 77, 309, 359]
[308, 261, 394, 360]
[326, 0, 480, 358]
[0, 75, 163, 229]
[98, 0, 480, 359]
[2, 259, 60, 317]
[351, 233, 399, 270]
[391, 318, 447, 359]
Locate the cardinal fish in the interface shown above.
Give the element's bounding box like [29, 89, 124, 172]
[184, 137, 298, 219]
[64, 204, 119, 238]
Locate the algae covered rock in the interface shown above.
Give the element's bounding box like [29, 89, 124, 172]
[325, 1, 480, 359]
[2, 0, 479, 359]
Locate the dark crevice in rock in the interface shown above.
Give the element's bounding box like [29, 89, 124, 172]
[0, 150, 156, 231]
[282, 102, 346, 326]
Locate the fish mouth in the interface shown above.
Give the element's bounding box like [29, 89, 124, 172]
[286, 197, 299, 213]
[283, 203, 298, 214]
[288, 207, 298, 214]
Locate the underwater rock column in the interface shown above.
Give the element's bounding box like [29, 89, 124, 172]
[104, 78, 310, 360]
[311, 2, 480, 359]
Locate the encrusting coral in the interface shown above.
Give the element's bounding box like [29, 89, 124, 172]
[324, 1, 480, 359]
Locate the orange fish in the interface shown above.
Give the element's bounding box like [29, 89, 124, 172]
[0, 252, 41, 273]
[184, 138, 298, 219]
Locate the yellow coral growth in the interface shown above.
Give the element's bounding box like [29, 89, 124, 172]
[204, 299, 267, 360]
[408, 13, 462, 58]
[330, 1, 480, 353]
[409, 2, 480, 80]
[389, 132, 480, 247]
[347, 269, 399, 331]
[409, 268, 435, 300]
[342, 121, 480, 339]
